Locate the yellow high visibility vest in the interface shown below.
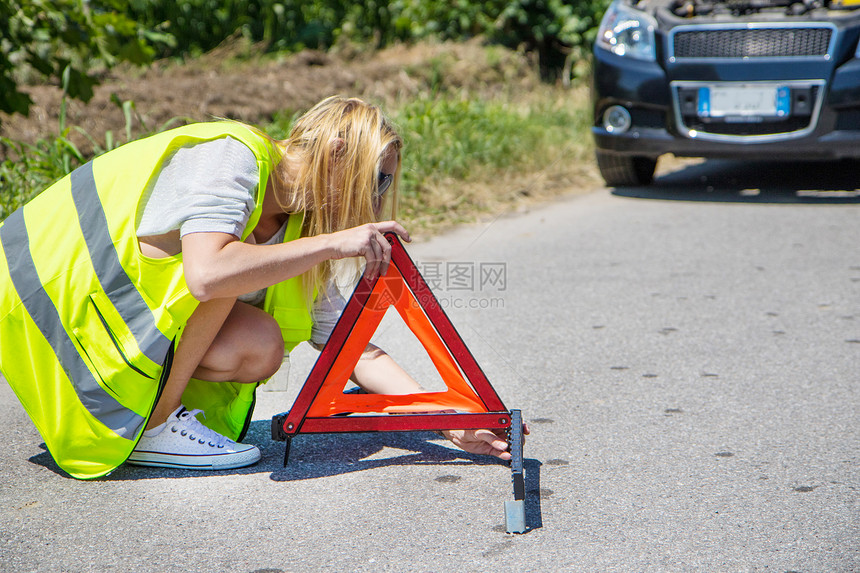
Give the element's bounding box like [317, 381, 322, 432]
[0, 122, 312, 479]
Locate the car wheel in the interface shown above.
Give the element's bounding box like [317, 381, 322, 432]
[596, 151, 657, 187]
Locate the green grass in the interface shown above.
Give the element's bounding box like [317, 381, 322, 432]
[0, 92, 87, 220]
[394, 94, 590, 184]
[390, 89, 594, 232]
[0, 94, 188, 221]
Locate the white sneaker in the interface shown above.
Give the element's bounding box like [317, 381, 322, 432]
[127, 406, 261, 470]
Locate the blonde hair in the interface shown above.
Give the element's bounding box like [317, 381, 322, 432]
[270, 96, 403, 300]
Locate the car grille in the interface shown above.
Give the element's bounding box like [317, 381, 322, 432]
[683, 117, 813, 136]
[672, 26, 833, 59]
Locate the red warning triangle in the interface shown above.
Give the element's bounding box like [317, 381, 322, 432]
[279, 233, 511, 436]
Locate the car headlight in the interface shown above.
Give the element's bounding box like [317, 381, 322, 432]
[596, 0, 658, 62]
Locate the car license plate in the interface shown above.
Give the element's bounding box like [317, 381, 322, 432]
[697, 85, 790, 118]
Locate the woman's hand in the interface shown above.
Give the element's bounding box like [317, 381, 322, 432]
[326, 221, 410, 279]
[442, 422, 530, 461]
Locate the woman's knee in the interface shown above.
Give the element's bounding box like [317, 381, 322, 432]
[235, 312, 283, 382]
[199, 302, 284, 382]
[247, 321, 285, 381]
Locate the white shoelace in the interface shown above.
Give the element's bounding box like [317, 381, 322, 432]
[171, 409, 230, 448]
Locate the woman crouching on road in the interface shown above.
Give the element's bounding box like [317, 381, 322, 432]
[0, 96, 521, 479]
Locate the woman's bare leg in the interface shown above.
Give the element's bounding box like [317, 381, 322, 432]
[145, 297, 236, 430]
[130, 298, 277, 470]
[193, 302, 284, 383]
[145, 300, 285, 430]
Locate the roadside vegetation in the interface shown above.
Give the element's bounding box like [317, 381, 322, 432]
[384, 89, 596, 232]
[0, 1, 607, 233]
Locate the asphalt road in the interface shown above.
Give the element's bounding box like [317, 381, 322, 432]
[1, 159, 858, 572]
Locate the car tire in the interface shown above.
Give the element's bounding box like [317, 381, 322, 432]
[596, 152, 657, 187]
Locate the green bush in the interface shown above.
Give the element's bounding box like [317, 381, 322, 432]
[0, 0, 170, 119]
[382, 0, 612, 80]
[125, 0, 334, 55]
[493, 0, 612, 80]
[126, 1, 610, 79]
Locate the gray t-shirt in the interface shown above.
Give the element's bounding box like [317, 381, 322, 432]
[137, 136, 258, 239]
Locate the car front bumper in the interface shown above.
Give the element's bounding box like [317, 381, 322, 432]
[592, 47, 860, 161]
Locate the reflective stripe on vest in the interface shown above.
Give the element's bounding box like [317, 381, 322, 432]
[70, 162, 171, 366]
[1, 209, 145, 439]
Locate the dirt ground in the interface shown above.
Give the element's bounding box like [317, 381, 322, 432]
[0, 39, 543, 151]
